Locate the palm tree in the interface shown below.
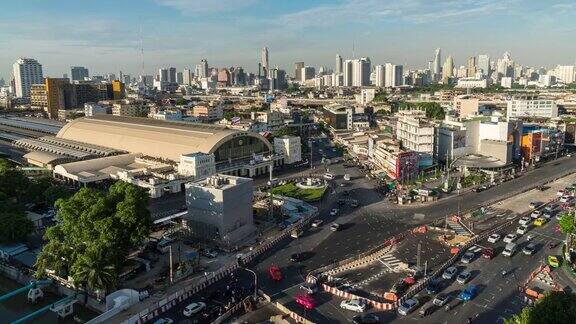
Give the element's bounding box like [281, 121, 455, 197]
[71, 249, 116, 297]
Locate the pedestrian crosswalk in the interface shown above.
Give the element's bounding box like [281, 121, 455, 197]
[447, 220, 473, 236]
[351, 269, 389, 289]
[379, 253, 403, 272]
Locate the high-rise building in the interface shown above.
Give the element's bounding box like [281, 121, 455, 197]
[555, 65, 575, 84]
[176, 72, 183, 84]
[294, 62, 304, 81]
[168, 67, 177, 83]
[375, 65, 385, 87]
[467, 56, 477, 77]
[343, 60, 353, 87]
[183, 68, 192, 85]
[195, 59, 209, 79]
[70, 66, 89, 81]
[385, 63, 403, 87]
[112, 80, 125, 100]
[301, 66, 315, 82]
[433, 48, 442, 81]
[477, 55, 491, 76]
[261, 47, 269, 77]
[159, 68, 169, 82]
[335, 54, 343, 74]
[13, 58, 43, 98]
[442, 56, 454, 83]
[351, 57, 371, 87]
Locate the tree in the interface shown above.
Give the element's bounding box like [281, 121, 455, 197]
[559, 212, 575, 235]
[35, 182, 151, 290]
[504, 291, 576, 324]
[0, 201, 33, 243]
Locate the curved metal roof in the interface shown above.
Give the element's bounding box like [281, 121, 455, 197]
[56, 115, 272, 161]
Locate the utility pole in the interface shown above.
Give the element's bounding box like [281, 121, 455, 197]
[416, 241, 422, 268]
[169, 245, 174, 284]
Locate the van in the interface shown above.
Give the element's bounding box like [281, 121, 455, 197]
[502, 243, 517, 257]
[291, 229, 303, 238]
[343, 174, 351, 181]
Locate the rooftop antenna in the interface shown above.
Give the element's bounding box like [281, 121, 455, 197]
[139, 19, 145, 79]
[352, 42, 355, 59]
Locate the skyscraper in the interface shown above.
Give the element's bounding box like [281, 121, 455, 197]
[335, 54, 343, 74]
[159, 68, 169, 82]
[352, 58, 371, 87]
[177, 72, 184, 84]
[13, 58, 43, 98]
[375, 65, 385, 87]
[195, 59, 209, 79]
[385, 63, 403, 87]
[70, 66, 89, 81]
[261, 47, 269, 77]
[169, 67, 177, 83]
[442, 56, 454, 83]
[183, 68, 192, 85]
[433, 48, 442, 81]
[343, 60, 353, 87]
[294, 62, 304, 81]
[477, 55, 491, 76]
[467, 56, 477, 77]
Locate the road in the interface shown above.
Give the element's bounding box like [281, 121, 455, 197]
[242, 156, 576, 323]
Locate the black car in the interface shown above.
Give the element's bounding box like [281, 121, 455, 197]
[352, 313, 379, 324]
[290, 253, 302, 262]
[338, 199, 346, 206]
[200, 305, 221, 320]
[426, 278, 441, 294]
[342, 190, 350, 196]
[474, 185, 488, 193]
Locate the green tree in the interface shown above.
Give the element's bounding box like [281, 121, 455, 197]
[0, 159, 30, 200]
[35, 182, 151, 290]
[504, 291, 576, 324]
[43, 185, 73, 207]
[559, 212, 575, 235]
[0, 201, 33, 243]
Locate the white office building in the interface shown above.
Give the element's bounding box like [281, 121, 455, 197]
[506, 98, 558, 119]
[13, 58, 43, 98]
[274, 136, 302, 164]
[84, 103, 108, 117]
[352, 58, 371, 87]
[184, 175, 256, 246]
[375, 65, 385, 87]
[555, 65, 575, 84]
[385, 63, 403, 88]
[501, 77, 513, 88]
[178, 152, 216, 179]
[456, 78, 489, 89]
[396, 110, 435, 157]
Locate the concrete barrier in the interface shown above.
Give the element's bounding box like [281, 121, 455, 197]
[321, 283, 395, 310]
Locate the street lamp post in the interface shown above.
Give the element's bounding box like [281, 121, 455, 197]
[240, 267, 258, 300]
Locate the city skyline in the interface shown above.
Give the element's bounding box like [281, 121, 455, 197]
[1, 0, 576, 79]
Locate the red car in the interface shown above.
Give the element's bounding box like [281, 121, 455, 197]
[295, 294, 316, 310]
[269, 265, 283, 281]
[482, 248, 495, 259]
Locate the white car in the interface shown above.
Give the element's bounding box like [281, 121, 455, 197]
[397, 298, 419, 316]
[487, 233, 501, 243]
[457, 271, 472, 284]
[330, 208, 339, 216]
[183, 302, 206, 317]
[324, 173, 335, 180]
[517, 225, 529, 235]
[442, 266, 458, 280]
[519, 216, 531, 225]
[530, 210, 542, 219]
[311, 219, 323, 227]
[461, 252, 475, 264]
[544, 205, 555, 213]
[557, 190, 565, 196]
[543, 213, 553, 220]
[503, 233, 518, 243]
[560, 196, 572, 203]
[340, 299, 367, 312]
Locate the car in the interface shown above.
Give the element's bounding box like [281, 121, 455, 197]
[338, 199, 346, 206]
[461, 252, 475, 264]
[352, 314, 379, 324]
[557, 189, 565, 196]
[523, 243, 537, 255]
[433, 294, 450, 307]
[397, 298, 419, 315]
[311, 219, 323, 227]
[517, 225, 530, 235]
[560, 195, 572, 203]
[295, 294, 316, 310]
[200, 305, 221, 320]
[330, 223, 342, 231]
[504, 233, 518, 243]
[268, 266, 283, 281]
[529, 201, 541, 209]
[534, 217, 546, 227]
[342, 190, 350, 196]
[340, 299, 367, 312]
[519, 216, 531, 225]
[457, 270, 472, 284]
[458, 285, 478, 301]
[442, 266, 458, 280]
[291, 253, 302, 262]
[543, 213, 553, 220]
[330, 208, 339, 216]
[556, 213, 564, 220]
[548, 256, 560, 268]
[201, 249, 218, 258]
[291, 229, 303, 238]
[474, 185, 488, 193]
[482, 248, 495, 259]
[487, 233, 501, 243]
[153, 318, 174, 324]
[350, 200, 360, 208]
[503, 243, 517, 257]
[426, 278, 442, 294]
[323, 173, 335, 180]
[299, 283, 318, 294]
[531, 210, 542, 219]
[544, 205, 555, 213]
[183, 302, 206, 316]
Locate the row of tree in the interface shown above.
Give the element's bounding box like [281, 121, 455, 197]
[35, 181, 152, 293]
[0, 159, 71, 243]
[398, 101, 446, 120]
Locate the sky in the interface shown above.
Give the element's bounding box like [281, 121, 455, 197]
[1, 0, 575, 80]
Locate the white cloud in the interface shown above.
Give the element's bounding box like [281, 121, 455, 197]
[154, 0, 259, 13]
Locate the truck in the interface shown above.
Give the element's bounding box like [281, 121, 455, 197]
[502, 243, 517, 257]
